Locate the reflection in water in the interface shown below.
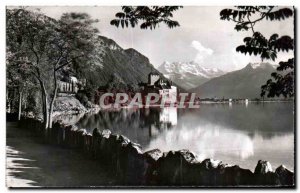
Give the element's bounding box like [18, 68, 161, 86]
[53, 112, 85, 125]
[245, 99, 249, 107]
[70, 102, 293, 171]
[145, 123, 254, 161]
[159, 107, 177, 126]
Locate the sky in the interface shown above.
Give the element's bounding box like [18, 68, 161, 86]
[21, 6, 294, 72]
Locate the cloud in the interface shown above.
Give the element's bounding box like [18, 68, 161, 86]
[191, 40, 213, 64]
[231, 48, 251, 70]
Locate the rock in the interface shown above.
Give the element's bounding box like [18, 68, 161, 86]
[98, 130, 112, 161]
[144, 149, 163, 162]
[128, 142, 143, 154]
[117, 135, 130, 147]
[143, 149, 163, 185]
[156, 150, 199, 185]
[116, 141, 145, 185]
[53, 96, 87, 113]
[101, 129, 111, 138]
[189, 158, 223, 186]
[103, 134, 119, 163]
[112, 135, 131, 180]
[92, 128, 101, 137]
[254, 160, 273, 174]
[98, 132, 124, 165]
[275, 165, 294, 186]
[254, 160, 280, 186]
[218, 165, 254, 186]
[17, 118, 294, 187]
[71, 125, 78, 131]
[201, 158, 221, 169]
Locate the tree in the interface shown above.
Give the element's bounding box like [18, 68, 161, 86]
[220, 6, 294, 98]
[6, 52, 35, 120]
[46, 12, 102, 128]
[7, 8, 57, 127]
[7, 8, 101, 128]
[110, 6, 182, 29]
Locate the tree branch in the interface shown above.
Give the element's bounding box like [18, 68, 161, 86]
[54, 54, 85, 71]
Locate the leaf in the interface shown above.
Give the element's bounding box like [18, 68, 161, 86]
[115, 12, 126, 18]
[111, 6, 182, 29]
[265, 8, 293, 21]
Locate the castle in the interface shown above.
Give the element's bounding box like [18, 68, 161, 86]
[139, 72, 177, 104]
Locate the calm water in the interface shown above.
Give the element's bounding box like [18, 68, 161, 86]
[65, 102, 294, 171]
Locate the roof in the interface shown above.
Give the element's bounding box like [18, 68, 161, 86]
[149, 71, 160, 76]
[70, 76, 78, 82]
[154, 79, 171, 89]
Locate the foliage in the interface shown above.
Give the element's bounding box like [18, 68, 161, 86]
[75, 91, 89, 107]
[261, 58, 294, 97]
[106, 73, 128, 92]
[110, 6, 182, 30]
[6, 9, 55, 85]
[220, 6, 293, 32]
[220, 6, 294, 98]
[6, 8, 102, 127]
[56, 12, 103, 73]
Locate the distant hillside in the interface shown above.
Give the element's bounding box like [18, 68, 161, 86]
[81, 35, 163, 89]
[7, 9, 167, 91]
[190, 63, 277, 99]
[157, 61, 225, 90]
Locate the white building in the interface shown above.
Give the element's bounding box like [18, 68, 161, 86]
[142, 72, 177, 104]
[58, 76, 84, 94]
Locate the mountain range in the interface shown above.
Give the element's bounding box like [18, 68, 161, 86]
[12, 9, 165, 91]
[190, 63, 277, 99]
[157, 61, 226, 90]
[9, 9, 279, 101]
[94, 38, 276, 99]
[80, 35, 167, 90]
[76, 36, 276, 99]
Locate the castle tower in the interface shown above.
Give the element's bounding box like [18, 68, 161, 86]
[148, 72, 160, 85]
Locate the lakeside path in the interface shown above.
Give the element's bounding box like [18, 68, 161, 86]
[6, 122, 117, 188]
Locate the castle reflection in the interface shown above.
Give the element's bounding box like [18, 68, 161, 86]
[73, 107, 178, 147]
[70, 102, 293, 171]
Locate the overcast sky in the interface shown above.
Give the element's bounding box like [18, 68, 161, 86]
[22, 6, 294, 72]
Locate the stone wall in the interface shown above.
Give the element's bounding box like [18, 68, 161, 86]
[18, 118, 295, 187]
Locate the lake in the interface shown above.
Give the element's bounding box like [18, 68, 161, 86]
[63, 102, 294, 171]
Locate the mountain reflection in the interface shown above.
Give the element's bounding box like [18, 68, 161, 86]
[74, 107, 178, 147]
[145, 122, 254, 161]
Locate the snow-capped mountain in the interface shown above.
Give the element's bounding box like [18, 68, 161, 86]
[158, 61, 225, 78]
[245, 62, 278, 70]
[157, 61, 226, 90]
[191, 62, 276, 99]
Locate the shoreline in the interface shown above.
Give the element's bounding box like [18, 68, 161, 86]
[11, 117, 295, 187]
[64, 100, 294, 111]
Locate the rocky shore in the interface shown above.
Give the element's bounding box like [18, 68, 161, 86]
[17, 118, 294, 187]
